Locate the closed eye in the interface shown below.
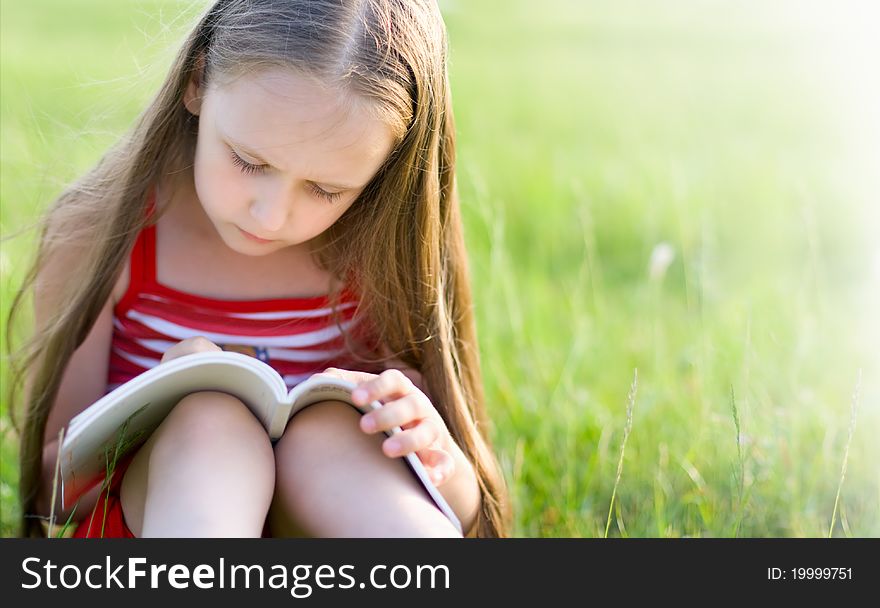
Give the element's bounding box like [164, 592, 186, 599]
[230, 146, 344, 203]
[229, 149, 269, 175]
[308, 183, 343, 204]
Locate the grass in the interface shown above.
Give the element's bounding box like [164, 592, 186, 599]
[729, 386, 747, 537]
[2, 0, 879, 537]
[27, 406, 146, 538]
[604, 368, 637, 538]
[828, 371, 862, 538]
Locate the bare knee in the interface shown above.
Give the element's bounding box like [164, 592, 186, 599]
[271, 400, 459, 537]
[150, 390, 273, 465]
[272, 401, 362, 496]
[122, 391, 275, 537]
[278, 400, 361, 448]
[270, 401, 373, 536]
[273, 400, 378, 481]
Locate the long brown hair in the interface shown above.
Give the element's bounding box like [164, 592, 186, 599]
[5, 0, 511, 537]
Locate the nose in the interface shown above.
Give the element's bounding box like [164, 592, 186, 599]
[248, 192, 289, 233]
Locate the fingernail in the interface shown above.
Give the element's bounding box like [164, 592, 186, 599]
[385, 439, 399, 454]
[362, 416, 375, 432]
[352, 388, 368, 402]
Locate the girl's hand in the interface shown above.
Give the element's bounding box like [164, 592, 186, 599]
[160, 336, 222, 363]
[315, 367, 457, 487]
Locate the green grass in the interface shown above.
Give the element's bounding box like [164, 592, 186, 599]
[2, 0, 878, 537]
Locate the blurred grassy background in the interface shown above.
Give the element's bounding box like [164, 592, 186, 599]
[2, 0, 878, 537]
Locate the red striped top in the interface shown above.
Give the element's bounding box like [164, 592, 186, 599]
[107, 197, 379, 394]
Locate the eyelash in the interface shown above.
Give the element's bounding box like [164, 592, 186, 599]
[229, 149, 268, 175]
[308, 183, 343, 204]
[229, 149, 343, 204]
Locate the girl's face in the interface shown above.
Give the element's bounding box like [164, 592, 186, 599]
[184, 67, 396, 257]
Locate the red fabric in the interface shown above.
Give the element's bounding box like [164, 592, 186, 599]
[71, 453, 136, 538]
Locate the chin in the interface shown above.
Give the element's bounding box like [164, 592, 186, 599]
[232, 238, 285, 256]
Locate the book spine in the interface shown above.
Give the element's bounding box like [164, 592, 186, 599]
[267, 404, 292, 440]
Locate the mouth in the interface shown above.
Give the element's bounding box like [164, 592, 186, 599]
[238, 227, 276, 244]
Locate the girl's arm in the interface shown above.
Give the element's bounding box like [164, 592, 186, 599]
[436, 434, 482, 536]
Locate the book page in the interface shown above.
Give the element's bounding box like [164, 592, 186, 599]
[61, 352, 287, 508]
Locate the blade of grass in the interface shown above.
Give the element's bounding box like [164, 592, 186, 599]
[47, 427, 64, 539]
[828, 370, 862, 538]
[730, 385, 747, 537]
[604, 368, 638, 538]
[55, 502, 78, 538]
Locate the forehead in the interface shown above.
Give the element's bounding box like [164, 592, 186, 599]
[206, 68, 396, 177]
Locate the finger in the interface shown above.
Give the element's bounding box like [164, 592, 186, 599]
[161, 336, 220, 363]
[416, 448, 456, 485]
[190, 336, 222, 351]
[360, 395, 427, 434]
[381, 419, 441, 458]
[351, 368, 414, 406]
[321, 367, 377, 385]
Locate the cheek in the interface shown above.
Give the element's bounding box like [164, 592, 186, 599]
[299, 201, 352, 232]
[285, 206, 330, 237]
[192, 140, 245, 214]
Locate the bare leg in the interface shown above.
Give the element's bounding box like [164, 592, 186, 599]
[268, 400, 461, 538]
[120, 391, 275, 537]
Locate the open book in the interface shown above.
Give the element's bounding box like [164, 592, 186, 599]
[60, 350, 462, 534]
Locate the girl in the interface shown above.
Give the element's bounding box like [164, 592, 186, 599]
[6, 0, 511, 538]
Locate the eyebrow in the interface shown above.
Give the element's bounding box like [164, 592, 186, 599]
[223, 133, 365, 191]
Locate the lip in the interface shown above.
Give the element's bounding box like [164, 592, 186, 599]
[238, 227, 276, 243]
